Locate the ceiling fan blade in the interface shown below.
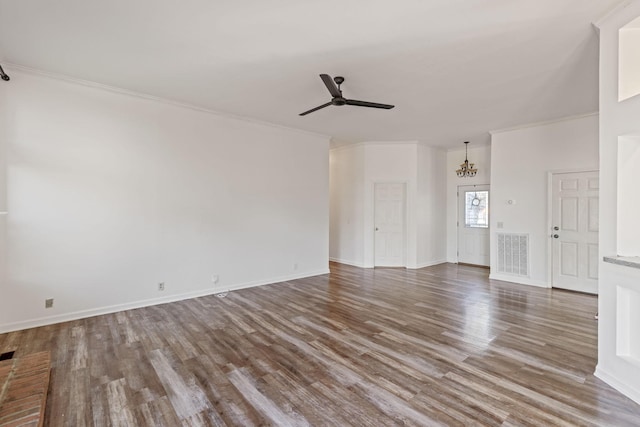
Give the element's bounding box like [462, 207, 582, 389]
[299, 101, 332, 116]
[345, 99, 395, 109]
[320, 74, 342, 98]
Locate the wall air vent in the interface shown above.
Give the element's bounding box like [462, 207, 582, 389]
[496, 233, 529, 277]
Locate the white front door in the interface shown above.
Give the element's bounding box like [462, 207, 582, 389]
[458, 185, 490, 266]
[374, 183, 405, 267]
[551, 171, 599, 294]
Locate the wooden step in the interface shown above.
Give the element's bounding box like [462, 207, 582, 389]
[0, 352, 51, 427]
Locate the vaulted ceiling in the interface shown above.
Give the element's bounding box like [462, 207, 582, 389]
[0, 0, 623, 148]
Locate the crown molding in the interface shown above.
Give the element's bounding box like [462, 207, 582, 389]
[329, 140, 420, 152]
[593, 1, 635, 30]
[489, 112, 598, 136]
[4, 63, 330, 142]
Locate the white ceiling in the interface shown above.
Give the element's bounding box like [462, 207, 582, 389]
[0, 0, 623, 149]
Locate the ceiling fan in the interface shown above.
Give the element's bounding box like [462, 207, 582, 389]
[299, 74, 394, 116]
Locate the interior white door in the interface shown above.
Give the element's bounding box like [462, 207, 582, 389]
[458, 185, 490, 266]
[374, 183, 405, 267]
[551, 171, 599, 294]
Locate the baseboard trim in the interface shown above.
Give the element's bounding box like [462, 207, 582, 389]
[411, 259, 447, 269]
[489, 273, 550, 288]
[595, 365, 640, 406]
[458, 262, 490, 269]
[329, 257, 365, 268]
[214, 269, 330, 295]
[0, 268, 330, 334]
[329, 258, 447, 270]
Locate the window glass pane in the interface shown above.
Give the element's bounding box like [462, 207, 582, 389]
[465, 191, 489, 228]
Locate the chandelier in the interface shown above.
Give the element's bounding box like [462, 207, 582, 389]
[456, 141, 477, 178]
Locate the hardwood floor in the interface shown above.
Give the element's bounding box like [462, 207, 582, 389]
[1, 262, 640, 426]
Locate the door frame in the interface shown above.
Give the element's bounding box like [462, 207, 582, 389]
[456, 183, 490, 264]
[371, 181, 408, 268]
[546, 168, 599, 287]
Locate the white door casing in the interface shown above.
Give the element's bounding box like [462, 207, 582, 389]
[458, 185, 490, 266]
[374, 183, 405, 267]
[551, 171, 599, 294]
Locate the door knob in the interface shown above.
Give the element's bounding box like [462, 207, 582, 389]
[553, 234, 559, 239]
[553, 226, 559, 231]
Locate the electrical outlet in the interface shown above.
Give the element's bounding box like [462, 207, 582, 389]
[45, 298, 54, 309]
[212, 275, 219, 284]
[158, 282, 165, 291]
[293, 263, 298, 270]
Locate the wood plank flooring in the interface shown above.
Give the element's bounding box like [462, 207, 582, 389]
[1, 262, 640, 426]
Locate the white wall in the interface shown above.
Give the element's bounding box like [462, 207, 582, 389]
[417, 144, 447, 267]
[445, 145, 491, 262]
[329, 142, 446, 269]
[0, 69, 330, 332]
[0, 78, 8, 314]
[490, 114, 599, 287]
[595, 0, 640, 405]
[329, 144, 365, 266]
[617, 136, 640, 256]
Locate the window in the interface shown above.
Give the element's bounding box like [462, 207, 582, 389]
[465, 191, 489, 228]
